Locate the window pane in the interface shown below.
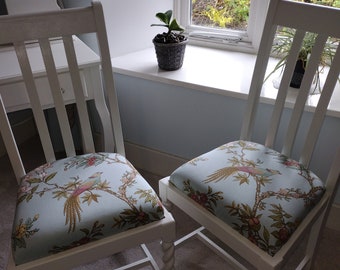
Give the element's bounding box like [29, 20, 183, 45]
[191, 0, 251, 31]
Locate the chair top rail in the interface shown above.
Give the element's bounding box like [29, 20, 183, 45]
[0, 5, 97, 44]
[275, 0, 340, 38]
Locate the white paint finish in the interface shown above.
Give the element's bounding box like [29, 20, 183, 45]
[63, 0, 173, 57]
[112, 45, 256, 98]
[112, 45, 340, 117]
[5, 0, 60, 14]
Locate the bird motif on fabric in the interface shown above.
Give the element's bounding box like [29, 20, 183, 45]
[64, 172, 103, 232]
[204, 166, 281, 183]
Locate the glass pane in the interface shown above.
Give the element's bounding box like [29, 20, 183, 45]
[191, 0, 251, 31]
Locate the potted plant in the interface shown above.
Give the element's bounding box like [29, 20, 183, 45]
[151, 10, 188, 71]
[266, 27, 339, 94]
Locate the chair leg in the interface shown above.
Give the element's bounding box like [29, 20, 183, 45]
[141, 244, 159, 270]
[160, 209, 176, 270]
[114, 245, 159, 270]
[161, 240, 175, 270]
[301, 210, 326, 270]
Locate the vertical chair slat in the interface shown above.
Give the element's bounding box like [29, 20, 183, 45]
[39, 38, 76, 157]
[240, 25, 277, 141]
[300, 43, 340, 166]
[63, 35, 95, 153]
[92, 3, 125, 156]
[85, 66, 115, 152]
[282, 34, 328, 159]
[265, 29, 305, 148]
[14, 42, 56, 163]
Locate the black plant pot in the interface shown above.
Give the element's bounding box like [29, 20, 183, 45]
[153, 39, 188, 71]
[290, 59, 306, 88]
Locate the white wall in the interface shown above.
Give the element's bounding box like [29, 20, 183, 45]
[63, 0, 173, 57]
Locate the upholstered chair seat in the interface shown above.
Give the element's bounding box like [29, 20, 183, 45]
[12, 153, 164, 265]
[170, 140, 325, 256]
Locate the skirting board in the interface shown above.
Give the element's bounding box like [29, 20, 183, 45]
[125, 141, 187, 177]
[125, 141, 340, 231]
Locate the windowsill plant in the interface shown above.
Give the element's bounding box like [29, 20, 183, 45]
[151, 10, 188, 71]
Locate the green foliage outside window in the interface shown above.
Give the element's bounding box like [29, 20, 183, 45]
[191, 0, 339, 30]
[204, 0, 250, 29]
[192, 0, 250, 30]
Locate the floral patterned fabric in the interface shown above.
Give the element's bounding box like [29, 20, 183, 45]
[170, 140, 325, 256]
[12, 153, 164, 265]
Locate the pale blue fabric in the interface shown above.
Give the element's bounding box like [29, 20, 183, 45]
[170, 141, 325, 256]
[12, 153, 164, 265]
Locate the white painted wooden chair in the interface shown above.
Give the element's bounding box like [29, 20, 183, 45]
[0, 1, 175, 269]
[160, 0, 340, 269]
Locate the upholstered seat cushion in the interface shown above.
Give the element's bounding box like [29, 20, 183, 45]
[169, 140, 325, 256]
[12, 152, 164, 265]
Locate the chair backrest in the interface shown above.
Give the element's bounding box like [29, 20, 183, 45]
[0, 1, 124, 181]
[241, 0, 340, 168]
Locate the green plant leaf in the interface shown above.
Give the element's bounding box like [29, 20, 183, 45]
[156, 10, 172, 25]
[152, 10, 185, 35]
[169, 19, 184, 32]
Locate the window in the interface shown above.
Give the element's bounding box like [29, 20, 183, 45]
[174, 0, 270, 52]
[174, 0, 340, 52]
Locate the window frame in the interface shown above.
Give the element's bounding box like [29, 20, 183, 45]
[174, 0, 270, 53]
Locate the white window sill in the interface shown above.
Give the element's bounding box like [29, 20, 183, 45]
[112, 45, 340, 118]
